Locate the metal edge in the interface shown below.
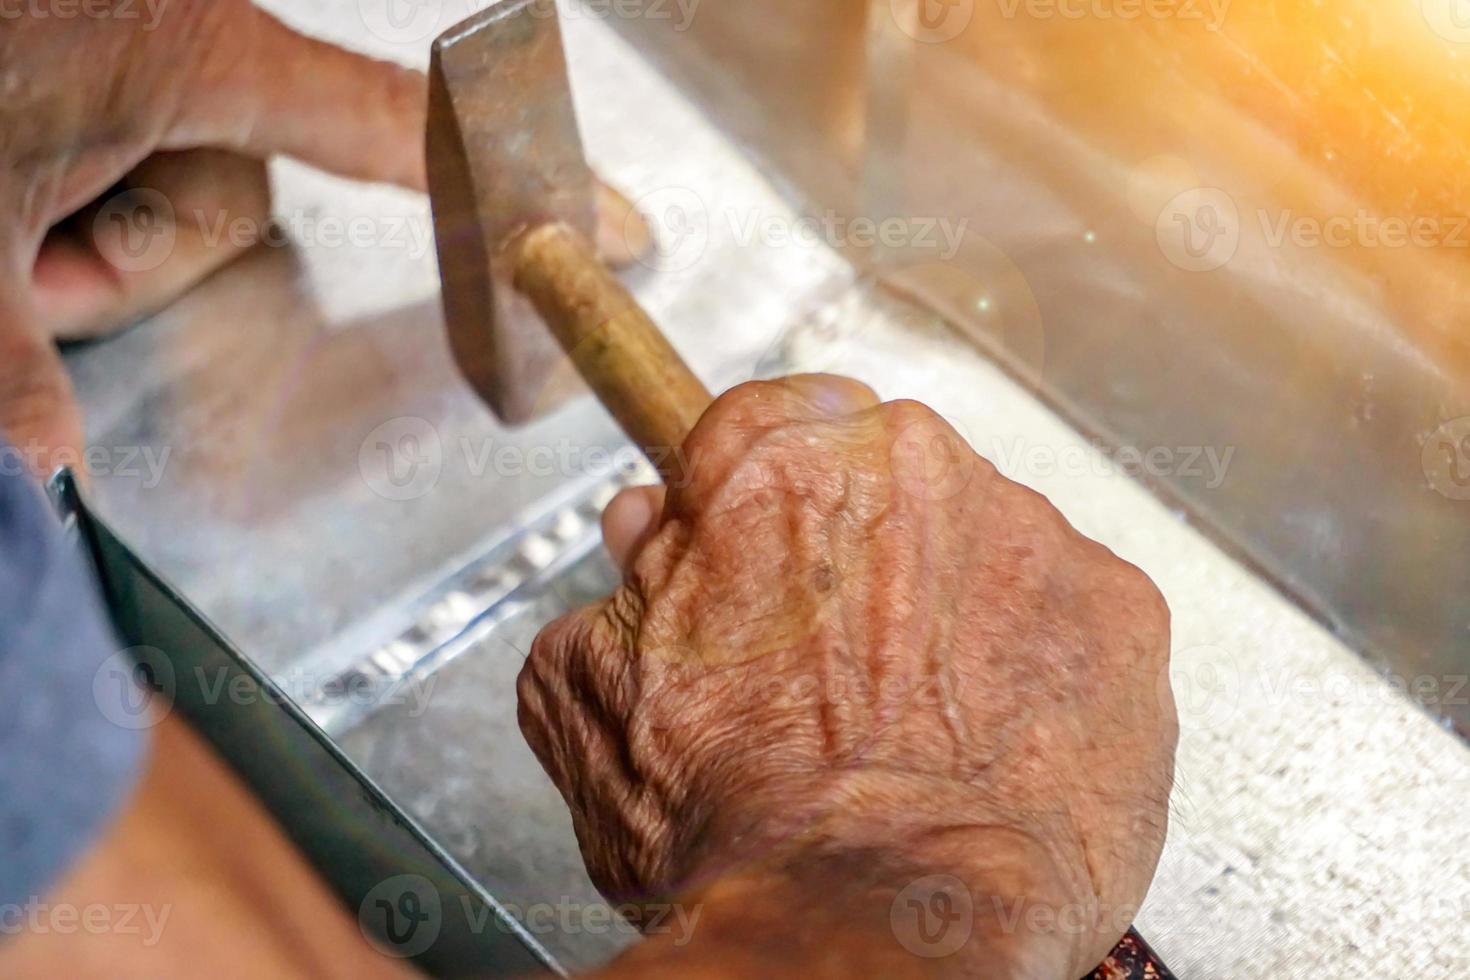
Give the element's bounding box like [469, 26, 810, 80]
[46, 468, 566, 979]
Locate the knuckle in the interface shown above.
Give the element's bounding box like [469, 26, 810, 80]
[515, 652, 550, 728]
[679, 384, 830, 511]
[515, 649, 544, 706]
[879, 398, 942, 429]
[881, 400, 989, 503]
[1134, 571, 1172, 632]
[523, 615, 576, 693]
[1014, 480, 1066, 521]
[703, 379, 793, 430]
[679, 381, 787, 485]
[1110, 558, 1172, 638]
[995, 480, 1074, 545]
[525, 601, 636, 713]
[518, 611, 603, 744]
[879, 400, 964, 456]
[515, 654, 554, 762]
[515, 673, 546, 741]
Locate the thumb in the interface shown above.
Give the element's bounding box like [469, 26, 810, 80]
[168, 8, 427, 191]
[601, 485, 667, 572]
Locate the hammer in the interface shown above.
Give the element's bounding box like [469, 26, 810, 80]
[426, 0, 710, 480]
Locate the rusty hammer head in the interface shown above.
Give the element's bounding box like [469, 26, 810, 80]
[426, 0, 595, 424]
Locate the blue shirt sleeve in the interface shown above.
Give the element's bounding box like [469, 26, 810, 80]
[0, 454, 146, 911]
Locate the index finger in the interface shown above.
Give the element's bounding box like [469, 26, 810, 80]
[668, 374, 881, 507]
[167, 8, 428, 191]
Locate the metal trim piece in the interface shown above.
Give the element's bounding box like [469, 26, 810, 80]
[48, 468, 563, 978]
[305, 465, 652, 736]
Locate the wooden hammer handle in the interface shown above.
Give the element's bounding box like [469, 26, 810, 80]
[512, 222, 712, 481]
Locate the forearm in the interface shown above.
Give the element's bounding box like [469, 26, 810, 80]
[0, 715, 417, 980]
